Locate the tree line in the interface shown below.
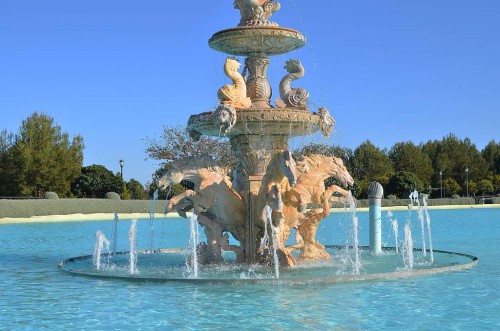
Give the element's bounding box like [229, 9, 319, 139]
[146, 126, 500, 199]
[2, 114, 499, 199]
[0, 113, 147, 199]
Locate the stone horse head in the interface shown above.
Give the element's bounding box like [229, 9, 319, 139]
[158, 155, 224, 190]
[278, 149, 297, 187]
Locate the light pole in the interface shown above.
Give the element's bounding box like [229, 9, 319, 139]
[119, 159, 124, 182]
[439, 170, 443, 199]
[465, 166, 469, 198]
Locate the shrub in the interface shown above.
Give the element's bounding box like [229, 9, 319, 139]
[44, 192, 59, 199]
[386, 195, 397, 200]
[451, 194, 460, 199]
[105, 192, 121, 200]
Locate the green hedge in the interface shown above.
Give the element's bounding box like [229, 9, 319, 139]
[0, 199, 167, 218]
[332, 197, 483, 209]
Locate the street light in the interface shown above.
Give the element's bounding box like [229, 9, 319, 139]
[119, 159, 124, 182]
[439, 170, 443, 199]
[465, 166, 469, 198]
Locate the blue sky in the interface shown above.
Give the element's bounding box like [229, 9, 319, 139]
[1, 1, 499, 185]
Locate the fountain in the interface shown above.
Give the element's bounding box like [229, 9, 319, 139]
[58, 1, 477, 284]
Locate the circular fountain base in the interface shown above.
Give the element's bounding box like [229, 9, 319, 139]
[58, 246, 477, 285]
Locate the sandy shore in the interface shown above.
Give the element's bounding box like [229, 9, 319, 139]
[0, 204, 498, 225]
[0, 213, 180, 225]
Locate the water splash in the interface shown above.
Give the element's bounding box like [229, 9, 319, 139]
[403, 221, 414, 270]
[111, 213, 119, 255]
[93, 230, 111, 270]
[261, 206, 280, 279]
[347, 191, 361, 275]
[128, 219, 138, 275]
[423, 195, 434, 262]
[387, 211, 399, 254]
[411, 190, 427, 257]
[149, 189, 159, 253]
[189, 214, 199, 278]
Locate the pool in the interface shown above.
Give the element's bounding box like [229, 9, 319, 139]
[1, 208, 499, 329]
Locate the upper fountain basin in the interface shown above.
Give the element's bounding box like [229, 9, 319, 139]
[187, 108, 325, 138]
[209, 26, 306, 56]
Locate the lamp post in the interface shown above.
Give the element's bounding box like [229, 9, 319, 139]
[465, 166, 469, 198]
[439, 170, 443, 199]
[119, 159, 124, 182]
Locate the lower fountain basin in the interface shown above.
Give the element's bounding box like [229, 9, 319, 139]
[58, 246, 477, 285]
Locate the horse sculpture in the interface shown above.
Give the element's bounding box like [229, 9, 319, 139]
[258, 149, 297, 227]
[281, 154, 354, 263]
[255, 150, 297, 266]
[165, 190, 244, 263]
[158, 155, 246, 263]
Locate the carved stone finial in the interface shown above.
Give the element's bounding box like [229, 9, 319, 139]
[214, 104, 237, 134]
[233, 0, 281, 27]
[217, 57, 252, 109]
[318, 107, 335, 137]
[276, 59, 309, 109]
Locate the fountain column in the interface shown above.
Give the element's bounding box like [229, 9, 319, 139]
[230, 134, 289, 262]
[245, 56, 272, 108]
[368, 182, 383, 255]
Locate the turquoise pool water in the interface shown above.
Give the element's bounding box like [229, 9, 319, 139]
[1, 208, 499, 330]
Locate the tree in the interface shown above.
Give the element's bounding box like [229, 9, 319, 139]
[71, 164, 122, 198]
[13, 113, 84, 197]
[389, 142, 433, 186]
[422, 134, 488, 188]
[467, 181, 478, 197]
[443, 178, 461, 197]
[144, 125, 236, 168]
[127, 179, 148, 200]
[352, 140, 393, 184]
[482, 140, 500, 175]
[386, 171, 424, 198]
[493, 175, 500, 194]
[477, 179, 494, 196]
[0, 129, 20, 196]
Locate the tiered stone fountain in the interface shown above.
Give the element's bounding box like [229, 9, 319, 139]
[185, 0, 344, 265]
[58, 1, 479, 283]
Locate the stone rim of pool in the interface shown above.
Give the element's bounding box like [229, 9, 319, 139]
[58, 245, 478, 285]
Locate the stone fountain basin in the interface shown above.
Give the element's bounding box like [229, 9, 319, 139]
[188, 108, 323, 137]
[209, 26, 306, 56]
[58, 246, 477, 285]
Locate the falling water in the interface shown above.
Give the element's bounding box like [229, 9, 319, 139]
[189, 213, 199, 278]
[128, 219, 138, 275]
[387, 211, 399, 254]
[93, 230, 110, 270]
[423, 195, 434, 262]
[259, 206, 271, 251]
[403, 221, 414, 270]
[111, 212, 118, 255]
[262, 206, 280, 279]
[347, 191, 361, 275]
[411, 190, 427, 257]
[149, 189, 159, 253]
